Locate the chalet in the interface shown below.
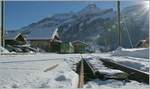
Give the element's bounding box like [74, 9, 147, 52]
[5, 31, 27, 45]
[26, 28, 62, 52]
[72, 40, 88, 53]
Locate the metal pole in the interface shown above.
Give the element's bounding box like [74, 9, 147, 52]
[117, 1, 121, 47]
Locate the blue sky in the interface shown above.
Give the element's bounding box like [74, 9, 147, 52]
[4, 1, 148, 30]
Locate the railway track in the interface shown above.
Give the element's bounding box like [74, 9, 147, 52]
[99, 58, 149, 84]
[78, 59, 84, 88]
[77, 56, 149, 88]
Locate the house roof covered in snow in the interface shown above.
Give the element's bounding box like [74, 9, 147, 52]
[26, 27, 59, 40]
[5, 31, 22, 40]
[72, 40, 88, 46]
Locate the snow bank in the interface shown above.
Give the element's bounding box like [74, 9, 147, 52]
[91, 53, 149, 72]
[84, 79, 150, 89]
[36, 64, 79, 88]
[0, 54, 80, 88]
[112, 47, 149, 59]
[0, 63, 79, 88]
[0, 46, 9, 53]
[47, 62, 79, 88]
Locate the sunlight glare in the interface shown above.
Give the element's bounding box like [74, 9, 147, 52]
[144, 1, 149, 9]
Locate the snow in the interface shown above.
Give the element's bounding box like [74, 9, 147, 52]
[84, 79, 150, 89]
[79, 4, 102, 15]
[5, 31, 21, 40]
[0, 54, 80, 88]
[87, 10, 114, 24]
[0, 46, 9, 53]
[91, 48, 149, 73]
[0, 47, 149, 89]
[97, 69, 124, 76]
[26, 27, 58, 40]
[112, 47, 149, 59]
[85, 57, 127, 79]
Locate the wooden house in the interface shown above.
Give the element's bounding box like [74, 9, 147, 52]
[72, 40, 88, 53]
[5, 31, 27, 45]
[60, 42, 74, 54]
[26, 28, 62, 52]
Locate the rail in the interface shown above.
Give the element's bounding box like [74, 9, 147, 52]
[78, 59, 84, 88]
[99, 58, 149, 84]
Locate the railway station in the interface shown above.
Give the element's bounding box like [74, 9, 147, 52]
[0, 1, 149, 89]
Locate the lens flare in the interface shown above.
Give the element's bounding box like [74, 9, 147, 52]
[144, 1, 149, 9]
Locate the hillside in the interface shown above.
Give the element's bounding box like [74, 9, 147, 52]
[10, 4, 149, 51]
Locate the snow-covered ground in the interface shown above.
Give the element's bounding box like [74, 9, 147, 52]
[84, 48, 149, 89]
[0, 47, 149, 89]
[84, 79, 149, 89]
[0, 46, 9, 54]
[112, 47, 149, 59]
[91, 48, 149, 72]
[0, 54, 81, 88]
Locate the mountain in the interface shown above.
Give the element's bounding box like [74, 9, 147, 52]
[58, 5, 116, 51]
[11, 4, 149, 52]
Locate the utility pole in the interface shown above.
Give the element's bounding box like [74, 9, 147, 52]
[117, 1, 121, 47]
[1, 1, 4, 47]
[0, 1, 1, 46]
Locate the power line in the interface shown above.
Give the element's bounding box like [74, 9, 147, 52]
[122, 16, 134, 48]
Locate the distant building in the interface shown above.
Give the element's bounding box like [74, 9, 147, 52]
[72, 40, 88, 53]
[26, 28, 62, 52]
[5, 31, 27, 45]
[136, 38, 149, 48]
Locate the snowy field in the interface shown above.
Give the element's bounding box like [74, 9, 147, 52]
[0, 47, 149, 89]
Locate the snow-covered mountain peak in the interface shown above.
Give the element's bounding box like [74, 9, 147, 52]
[79, 4, 101, 15]
[86, 3, 97, 9]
